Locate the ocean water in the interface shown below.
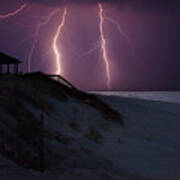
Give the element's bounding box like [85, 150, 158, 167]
[93, 91, 180, 103]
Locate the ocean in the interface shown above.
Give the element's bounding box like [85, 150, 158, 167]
[92, 91, 180, 103]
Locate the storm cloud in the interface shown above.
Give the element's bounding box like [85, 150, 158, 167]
[23, 0, 180, 13]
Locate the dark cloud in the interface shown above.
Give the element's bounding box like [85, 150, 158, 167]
[24, 0, 115, 6]
[120, 0, 180, 13]
[24, 0, 180, 13]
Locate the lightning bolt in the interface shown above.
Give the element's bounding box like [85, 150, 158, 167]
[27, 9, 60, 72]
[97, 3, 134, 90]
[77, 40, 100, 60]
[0, 4, 27, 19]
[53, 7, 68, 75]
[98, 3, 111, 90]
[104, 15, 134, 55]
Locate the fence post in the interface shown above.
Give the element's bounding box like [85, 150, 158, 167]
[39, 114, 45, 171]
[0, 125, 6, 153]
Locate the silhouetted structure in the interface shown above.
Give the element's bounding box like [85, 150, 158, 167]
[0, 52, 21, 74]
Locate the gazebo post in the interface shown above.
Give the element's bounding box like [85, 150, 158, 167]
[7, 64, 10, 74]
[13, 64, 16, 74]
[13, 64, 18, 74]
[0, 64, 2, 74]
[16, 64, 19, 74]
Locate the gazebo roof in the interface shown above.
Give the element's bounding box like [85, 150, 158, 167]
[0, 52, 21, 65]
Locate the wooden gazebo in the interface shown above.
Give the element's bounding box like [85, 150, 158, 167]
[0, 53, 21, 74]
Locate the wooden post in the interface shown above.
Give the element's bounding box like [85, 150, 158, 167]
[16, 64, 19, 74]
[0, 125, 6, 153]
[0, 64, 2, 74]
[7, 64, 10, 74]
[13, 64, 16, 74]
[39, 114, 45, 171]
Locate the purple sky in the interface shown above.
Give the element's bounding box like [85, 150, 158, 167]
[0, 0, 180, 91]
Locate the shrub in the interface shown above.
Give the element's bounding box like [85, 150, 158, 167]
[68, 119, 80, 132]
[117, 137, 124, 144]
[145, 136, 151, 141]
[18, 115, 42, 140]
[98, 123, 110, 131]
[84, 127, 103, 143]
